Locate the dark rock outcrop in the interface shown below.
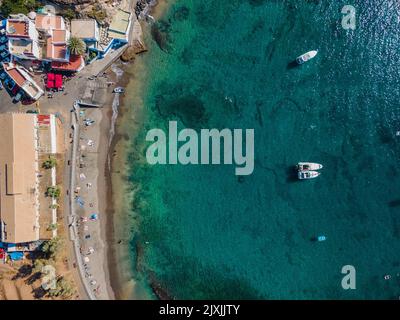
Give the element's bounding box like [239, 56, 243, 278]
[120, 41, 147, 62]
[48, 0, 95, 5]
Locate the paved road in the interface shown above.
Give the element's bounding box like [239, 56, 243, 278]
[69, 104, 97, 300]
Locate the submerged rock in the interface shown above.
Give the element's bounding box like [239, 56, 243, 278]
[173, 6, 190, 21]
[155, 94, 208, 128]
[151, 21, 173, 53]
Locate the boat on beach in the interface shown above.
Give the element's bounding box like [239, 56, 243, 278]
[297, 162, 323, 171]
[296, 50, 318, 64]
[298, 170, 320, 180]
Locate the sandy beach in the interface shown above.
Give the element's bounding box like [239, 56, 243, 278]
[106, 62, 147, 299]
[106, 0, 174, 300]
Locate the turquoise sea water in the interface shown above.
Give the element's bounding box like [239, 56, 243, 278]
[123, 0, 400, 299]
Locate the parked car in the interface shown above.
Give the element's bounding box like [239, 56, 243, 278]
[0, 44, 6, 51]
[0, 72, 6, 80]
[0, 36, 7, 44]
[13, 92, 23, 103]
[0, 51, 9, 58]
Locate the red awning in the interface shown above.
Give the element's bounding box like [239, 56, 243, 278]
[47, 73, 55, 81]
[47, 80, 54, 88]
[38, 115, 50, 125]
[55, 74, 63, 88]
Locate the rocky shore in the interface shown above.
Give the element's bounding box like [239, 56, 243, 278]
[135, 0, 158, 19]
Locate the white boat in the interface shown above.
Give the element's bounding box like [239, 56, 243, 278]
[296, 50, 318, 64]
[298, 170, 320, 180]
[297, 162, 323, 171]
[113, 87, 125, 93]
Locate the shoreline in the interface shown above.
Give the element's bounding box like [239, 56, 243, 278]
[106, 0, 174, 300]
[106, 60, 151, 300]
[104, 64, 136, 300]
[97, 84, 118, 300]
[90, 60, 135, 300]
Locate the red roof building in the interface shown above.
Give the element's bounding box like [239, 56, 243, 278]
[51, 55, 85, 72]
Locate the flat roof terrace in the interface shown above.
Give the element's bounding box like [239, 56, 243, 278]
[108, 9, 131, 40]
[7, 20, 29, 37]
[8, 39, 34, 55]
[35, 14, 64, 31]
[52, 29, 67, 43]
[0, 113, 39, 244]
[71, 19, 98, 40]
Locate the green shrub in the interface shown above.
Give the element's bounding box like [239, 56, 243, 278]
[0, 0, 39, 17]
[61, 8, 76, 21]
[41, 237, 62, 259]
[42, 156, 57, 169]
[48, 277, 75, 298]
[46, 186, 61, 199]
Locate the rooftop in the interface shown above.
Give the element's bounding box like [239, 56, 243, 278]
[46, 42, 68, 61]
[51, 55, 84, 72]
[8, 39, 34, 56]
[7, 20, 29, 37]
[35, 14, 64, 31]
[2, 63, 44, 99]
[71, 19, 99, 40]
[0, 113, 39, 244]
[46, 30, 69, 61]
[52, 29, 67, 43]
[108, 9, 131, 39]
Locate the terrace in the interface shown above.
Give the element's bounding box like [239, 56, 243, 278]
[107, 9, 131, 41]
[8, 39, 33, 55]
[35, 14, 65, 33]
[2, 63, 44, 100]
[6, 20, 29, 38]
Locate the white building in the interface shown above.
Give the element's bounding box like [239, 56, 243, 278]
[6, 14, 40, 60]
[2, 62, 44, 100]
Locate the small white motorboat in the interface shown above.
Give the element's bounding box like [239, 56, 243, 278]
[298, 170, 320, 180]
[296, 50, 318, 64]
[297, 162, 323, 171]
[113, 87, 125, 93]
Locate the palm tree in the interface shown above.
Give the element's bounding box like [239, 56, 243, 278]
[67, 37, 86, 56]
